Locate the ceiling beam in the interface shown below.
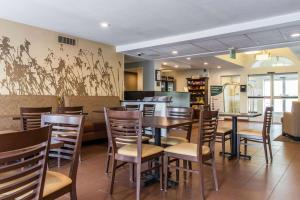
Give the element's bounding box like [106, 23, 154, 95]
[116, 11, 300, 52]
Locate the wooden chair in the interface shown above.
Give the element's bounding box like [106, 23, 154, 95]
[143, 104, 156, 117]
[237, 107, 273, 163]
[57, 106, 84, 115]
[149, 106, 193, 146]
[41, 114, 84, 200]
[104, 108, 164, 200]
[125, 104, 140, 111]
[164, 110, 219, 200]
[0, 126, 52, 200]
[20, 107, 52, 130]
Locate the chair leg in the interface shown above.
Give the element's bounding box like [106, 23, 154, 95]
[136, 162, 142, 200]
[105, 146, 112, 174]
[176, 159, 179, 182]
[183, 160, 187, 180]
[70, 183, 77, 200]
[109, 159, 117, 194]
[160, 155, 164, 191]
[222, 135, 225, 158]
[244, 138, 248, 156]
[237, 135, 241, 159]
[211, 157, 219, 191]
[199, 161, 205, 200]
[164, 154, 169, 191]
[263, 138, 269, 163]
[268, 136, 273, 162]
[130, 163, 135, 183]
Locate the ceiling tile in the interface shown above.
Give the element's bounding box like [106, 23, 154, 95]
[153, 43, 208, 56]
[279, 25, 300, 41]
[192, 39, 229, 51]
[217, 35, 256, 48]
[247, 30, 285, 45]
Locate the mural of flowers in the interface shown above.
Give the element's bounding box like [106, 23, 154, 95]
[0, 36, 122, 97]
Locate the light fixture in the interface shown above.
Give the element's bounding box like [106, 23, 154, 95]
[172, 50, 178, 55]
[186, 57, 191, 60]
[174, 65, 179, 68]
[256, 51, 270, 61]
[217, 66, 222, 69]
[100, 22, 110, 28]
[204, 62, 208, 65]
[291, 33, 300, 38]
[162, 62, 168, 65]
[245, 51, 261, 55]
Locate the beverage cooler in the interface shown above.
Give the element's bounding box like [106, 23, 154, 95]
[161, 76, 176, 92]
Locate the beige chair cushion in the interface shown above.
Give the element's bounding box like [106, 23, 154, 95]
[217, 127, 232, 135]
[116, 136, 150, 145]
[43, 171, 72, 197]
[117, 144, 164, 158]
[164, 143, 210, 157]
[238, 129, 262, 138]
[149, 136, 188, 146]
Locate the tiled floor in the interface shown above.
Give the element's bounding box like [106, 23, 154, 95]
[52, 121, 300, 200]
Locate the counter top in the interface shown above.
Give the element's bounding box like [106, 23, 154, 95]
[121, 100, 172, 103]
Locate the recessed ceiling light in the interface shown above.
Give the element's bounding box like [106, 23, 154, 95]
[100, 22, 110, 28]
[186, 57, 191, 60]
[217, 66, 222, 69]
[172, 50, 178, 55]
[291, 33, 300, 38]
[245, 51, 261, 55]
[204, 62, 208, 65]
[162, 62, 168, 65]
[174, 65, 179, 68]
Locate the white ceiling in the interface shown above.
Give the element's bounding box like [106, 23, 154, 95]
[1, 0, 300, 47]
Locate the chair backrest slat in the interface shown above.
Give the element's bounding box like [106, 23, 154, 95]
[57, 106, 84, 115]
[197, 110, 219, 159]
[143, 104, 155, 117]
[104, 108, 143, 158]
[125, 104, 140, 111]
[0, 126, 51, 200]
[41, 114, 84, 180]
[263, 107, 273, 137]
[20, 107, 52, 130]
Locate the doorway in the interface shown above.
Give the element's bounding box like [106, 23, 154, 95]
[248, 73, 298, 123]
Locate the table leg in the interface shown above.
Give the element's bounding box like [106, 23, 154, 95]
[154, 128, 161, 146]
[225, 116, 238, 160]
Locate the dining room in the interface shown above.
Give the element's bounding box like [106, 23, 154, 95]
[1, 1, 300, 200]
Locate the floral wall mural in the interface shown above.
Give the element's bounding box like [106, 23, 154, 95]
[0, 36, 123, 97]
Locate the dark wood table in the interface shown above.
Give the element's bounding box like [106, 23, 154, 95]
[0, 130, 64, 149]
[219, 112, 261, 159]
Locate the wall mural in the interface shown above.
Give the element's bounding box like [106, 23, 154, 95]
[0, 36, 122, 97]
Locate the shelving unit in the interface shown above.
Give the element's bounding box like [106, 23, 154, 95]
[186, 77, 209, 108]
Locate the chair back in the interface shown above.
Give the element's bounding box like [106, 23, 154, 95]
[200, 104, 211, 111]
[125, 104, 140, 111]
[104, 108, 143, 159]
[167, 106, 194, 141]
[20, 107, 52, 130]
[263, 107, 273, 137]
[0, 126, 52, 200]
[197, 110, 219, 160]
[109, 106, 126, 111]
[143, 104, 155, 117]
[41, 114, 84, 181]
[57, 106, 83, 115]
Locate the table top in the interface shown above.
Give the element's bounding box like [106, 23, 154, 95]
[142, 116, 197, 129]
[0, 130, 64, 149]
[219, 112, 261, 118]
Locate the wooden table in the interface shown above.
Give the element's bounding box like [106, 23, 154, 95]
[219, 112, 261, 159]
[0, 130, 64, 149]
[142, 116, 197, 146]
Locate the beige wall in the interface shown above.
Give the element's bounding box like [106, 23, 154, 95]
[124, 72, 138, 91]
[0, 18, 124, 97]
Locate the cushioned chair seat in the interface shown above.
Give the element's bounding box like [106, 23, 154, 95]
[43, 171, 72, 197]
[149, 136, 188, 146]
[117, 144, 164, 158]
[238, 129, 262, 138]
[216, 127, 232, 135]
[164, 143, 210, 157]
[116, 136, 150, 145]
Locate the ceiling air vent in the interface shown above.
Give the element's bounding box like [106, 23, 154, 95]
[58, 35, 76, 46]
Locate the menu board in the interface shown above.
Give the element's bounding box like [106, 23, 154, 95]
[210, 85, 224, 112]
